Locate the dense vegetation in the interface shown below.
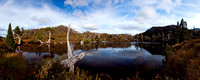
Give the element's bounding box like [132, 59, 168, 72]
[0, 53, 112, 80]
[165, 39, 200, 80]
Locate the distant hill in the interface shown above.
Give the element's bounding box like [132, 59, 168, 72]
[0, 36, 4, 41]
[133, 19, 200, 44]
[23, 25, 80, 43]
[135, 25, 200, 45]
[22, 25, 135, 43]
[143, 25, 179, 38]
[195, 28, 200, 31]
[135, 25, 180, 42]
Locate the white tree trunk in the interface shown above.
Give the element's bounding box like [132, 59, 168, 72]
[18, 36, 21, 45]
[38, 39, 44, 44]
[14, 34, 23, 45]
[61, 24, 86, 73]
[67, 24, 72, 58]
[47, 31, 51, 44]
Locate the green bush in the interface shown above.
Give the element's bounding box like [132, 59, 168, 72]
[83, 38, 90, 43]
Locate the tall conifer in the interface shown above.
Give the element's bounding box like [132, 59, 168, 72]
[5, 23, 16, 50]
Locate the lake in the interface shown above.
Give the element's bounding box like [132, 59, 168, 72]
[19, 42, 165, 79]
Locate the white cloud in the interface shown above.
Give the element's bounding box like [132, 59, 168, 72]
[187, 13, 200, 28]
[64, 0, 124, 8]
[64, 0, 89, 7]
[113, 0, 119, 4]
[134, 6, 159, 23]
[0, 1, 68, 28]
[133, 0, 158, 7]
[156, 0, 182, 13]
[0, 31, 7, 37]
[93, 0, 102, 4]
[31, 16, 50, 24]
[132, 0, 182, 13]
[0, 0, 73, 37]
[117, 25, 145, 31]
[0, 27, 6, 31]
[83, 24, 100, 30]
[73, 9, 88, 20]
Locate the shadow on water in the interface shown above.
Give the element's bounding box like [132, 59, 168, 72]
[18, 42, 165, 79]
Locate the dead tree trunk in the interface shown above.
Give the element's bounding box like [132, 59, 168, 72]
[14, 34, 23, 45]
[38, 39, 44, 44]
[46, 31, 51, 44]
[67, 24, 72, 58]
[61, 24, 86, 73]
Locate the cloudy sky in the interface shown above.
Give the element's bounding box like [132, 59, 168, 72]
[0, 0, 200, 37]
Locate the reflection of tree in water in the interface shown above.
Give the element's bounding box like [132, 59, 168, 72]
[137, 43, 163, 55]
[20, 42, 133, 55]
[80, 42, 132, 51]
[41, 44, 54, 59]
[16, 46, 22, 53]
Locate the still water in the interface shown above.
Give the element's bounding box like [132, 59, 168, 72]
[19, 42, 165, 79]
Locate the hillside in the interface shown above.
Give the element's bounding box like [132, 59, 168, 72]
[166, 39, 200, 79]
[23, 25, 80, 43]
[142, 25, 183, 43]
[138, 25, 200, 44]
[135, 19, 200, 45]
[0, 36, 4, 41]
[22, 25, 135, 44]
[0, 36, 5, 45]
[195, 28, 200, 31]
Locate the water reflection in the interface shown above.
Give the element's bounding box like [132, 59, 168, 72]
[19, 42, 165, 79]
[78, 44, 165, 68]
[75, 42, 165, 79]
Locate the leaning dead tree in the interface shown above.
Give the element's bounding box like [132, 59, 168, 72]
[13, 26, 24, 45]
[44, 27, 54, 44]
[61, 24, 85, 72]
[36, 27, 54, 44]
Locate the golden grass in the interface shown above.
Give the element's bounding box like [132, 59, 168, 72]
[0, 53, 27, 79]
[3, 53, 19, 57]
[166, 39, 200, 79]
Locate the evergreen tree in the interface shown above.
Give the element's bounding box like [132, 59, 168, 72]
[5, 23, 16, 50]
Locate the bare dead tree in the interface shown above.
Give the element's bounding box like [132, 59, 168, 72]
[61, 24, 85, 73]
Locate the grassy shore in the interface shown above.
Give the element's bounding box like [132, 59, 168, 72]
[166, 39, 200, 79]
